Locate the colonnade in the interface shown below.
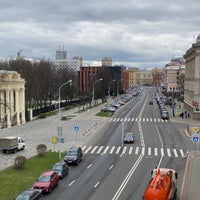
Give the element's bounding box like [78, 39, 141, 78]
[0, 70, 26, 128]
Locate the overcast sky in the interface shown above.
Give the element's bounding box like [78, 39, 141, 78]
[0, 0, 199, 68]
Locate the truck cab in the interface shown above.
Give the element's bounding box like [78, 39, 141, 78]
[18, 137, 25, 150]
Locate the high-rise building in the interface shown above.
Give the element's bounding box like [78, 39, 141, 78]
[56, 45, 67, 60]
[102, 57, 112, 67]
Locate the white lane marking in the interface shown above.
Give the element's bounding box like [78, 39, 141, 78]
[87, 164, 93, 169]
[112, 154, 143, 200]
[131, 118, 134, 121]
[68, 180, 75, 187]
[109, 165, 114, 170]
[94, 181, 100, 188]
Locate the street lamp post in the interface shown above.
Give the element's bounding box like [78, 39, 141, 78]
[92, 78, 103, 104]
[59, 80, 72, 120]
[117, 79, 123, 97]
[108, 79, 116, 98]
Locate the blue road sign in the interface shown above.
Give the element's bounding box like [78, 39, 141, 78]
[74, 125, 79, 132]
[192, 136, 199, 143]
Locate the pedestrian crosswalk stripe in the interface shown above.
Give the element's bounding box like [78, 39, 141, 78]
[83, 145, 186, 158]
[110, 146, 115, 154]
[154, 148, 158, 156]
[129, 146, 133, 154]
[109, 117, 168, 123]
[161, 148, 164, 156]
[180, 149, 185, 157]
[135, 147, 139, 155]
[102, 146, 109, 154]
[141, 147, 145, 155]
[85, 146, 92, 154]
[116, 146, 121, 154]
[97, 146, 104, 154]
[148, 147, 151, 156]
[167, 148, 171, 157]
[91, 146, 98, 154]
[173, 149, 178, 157]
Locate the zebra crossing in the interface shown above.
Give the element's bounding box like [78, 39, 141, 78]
[82, 145, 186, 158]
[109, 117, 168, 123]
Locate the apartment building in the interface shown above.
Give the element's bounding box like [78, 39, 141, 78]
[184, 34, 200, 119]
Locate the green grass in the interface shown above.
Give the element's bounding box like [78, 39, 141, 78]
[0, 151, 64, 200]
[96, 112, 114, 117]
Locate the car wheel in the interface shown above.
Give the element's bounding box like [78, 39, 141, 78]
[56, 180, 59, 186]
[49, 186, 52, 193]
[38, 196, 42, 200]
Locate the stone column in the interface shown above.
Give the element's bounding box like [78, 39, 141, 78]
[19, 88, 26, 124]
[6, 90, 11, 128]
[15, 88, 21, 125]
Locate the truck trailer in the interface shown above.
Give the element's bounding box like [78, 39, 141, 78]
[0, 136, 25, 153]
[143, 168, 178, 200]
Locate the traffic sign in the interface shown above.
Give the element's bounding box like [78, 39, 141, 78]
[74, 125, 79, 132]
[192, 136, 199, 143]
[52, 137, 57, 144]
[193, 127, 199, 133]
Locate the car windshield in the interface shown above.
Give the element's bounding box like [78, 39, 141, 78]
[125, 133, 133, 139]
[67, 151, 77, 156]
[15, 194, 30, 200]
[38, 175, 50, 182]
[52, 165, 62, 171]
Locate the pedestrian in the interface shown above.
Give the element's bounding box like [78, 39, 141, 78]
[185, 111, 187, 119]
[188, 113, 190, 119]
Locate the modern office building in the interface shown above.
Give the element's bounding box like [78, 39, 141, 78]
[184, 34, 200, 119]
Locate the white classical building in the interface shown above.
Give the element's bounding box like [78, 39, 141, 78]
[0, 70, 26, 128]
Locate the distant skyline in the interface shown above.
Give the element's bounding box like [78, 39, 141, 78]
[0, 0, 199, 69]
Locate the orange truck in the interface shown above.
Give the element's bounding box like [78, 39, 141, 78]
[143, 168, 178, 200]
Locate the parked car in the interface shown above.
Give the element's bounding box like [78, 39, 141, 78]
[52, 162, 69, 179]
[64, 146, 83, 165]
[33, 171, 59, 193]
[161, 110, 169, 119]
[123, 132, 135, 143]
[100, 105, 116, 112]
[14, 189, 42, 200]
[111, 101, 120, 108]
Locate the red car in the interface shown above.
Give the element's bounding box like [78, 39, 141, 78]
[33, 171, 59, 193]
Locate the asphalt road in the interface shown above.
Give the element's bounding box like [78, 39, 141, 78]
[41, 87, 194, 200]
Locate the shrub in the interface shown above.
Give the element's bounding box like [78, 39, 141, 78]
[14, 155, 27, 169]
[36, 144, 47, 157]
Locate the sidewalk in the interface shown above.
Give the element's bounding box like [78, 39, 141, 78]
[180, 150, 200, 200]
[0, 103, 107, 171]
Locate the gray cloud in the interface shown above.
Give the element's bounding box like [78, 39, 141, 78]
[0, 0, 199, 68]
